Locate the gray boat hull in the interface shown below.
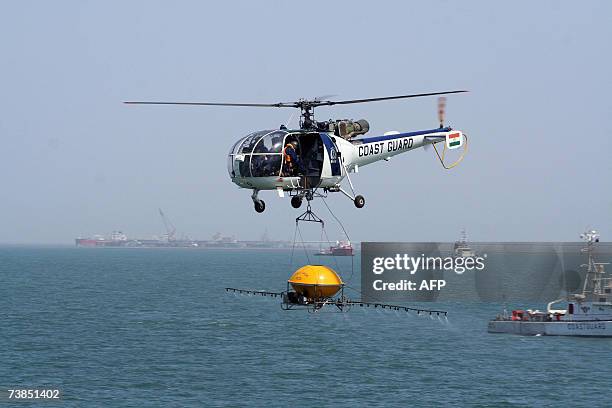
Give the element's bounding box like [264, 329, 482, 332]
[488, 320, 612, 336]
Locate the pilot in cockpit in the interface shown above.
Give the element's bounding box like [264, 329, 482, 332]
[271, 136, 282, 153]
[251, 140, 269, 176]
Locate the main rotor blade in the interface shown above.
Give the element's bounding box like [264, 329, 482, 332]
[312, 94, 338, 102]
[123, 101, 297, 108]
[124, 90, 468, 109]
[313, 90, 468, 107]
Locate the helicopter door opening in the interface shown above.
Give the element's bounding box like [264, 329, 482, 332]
[283, 133, 324, 189]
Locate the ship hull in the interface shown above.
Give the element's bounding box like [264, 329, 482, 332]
[75, 239, 95, 247]
[314, 250, 354, 256]
[314, 247, 354, 256]
[487, 320, 612, 336]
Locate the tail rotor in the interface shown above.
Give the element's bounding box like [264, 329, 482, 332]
[424, 96, 448, 152]
[427, 96, 468, 169]
[438, 96, 447, 128]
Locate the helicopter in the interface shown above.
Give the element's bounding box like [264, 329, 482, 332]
[125, 90, 468, 213]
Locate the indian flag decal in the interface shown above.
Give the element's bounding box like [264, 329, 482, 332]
[446, 131, 463, 150]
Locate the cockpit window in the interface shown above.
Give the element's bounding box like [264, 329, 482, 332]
[239, 131, 268, 153]
[228, 130, 286, 178]
[251, 154, 282, 177]
[229, 136, 246, 156]
[253, 131, 286, 154]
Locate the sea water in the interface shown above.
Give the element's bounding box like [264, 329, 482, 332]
[1, 247, 611, 407]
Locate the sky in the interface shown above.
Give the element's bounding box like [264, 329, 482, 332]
[1, 0, 611, 244]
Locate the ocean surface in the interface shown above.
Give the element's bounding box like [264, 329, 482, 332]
[2, 247, 612, 407]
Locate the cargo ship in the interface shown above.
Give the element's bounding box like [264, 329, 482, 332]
[75, 231, 294, 249]
[75, 231, 129, 247]
[315, 241, 354, 256]
[75, 211, 308, 249]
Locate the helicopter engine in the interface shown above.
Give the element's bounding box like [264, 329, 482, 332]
[326, 119, 370, 140]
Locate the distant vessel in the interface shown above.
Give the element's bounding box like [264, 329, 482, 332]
[74, 210, 300, 249]
[204, 232, 240, 248]
[75, 230, 293, 249]
[488, 230, 612, 336]
[453, 229, 475, 257]
[315, 241, 354, 256]
[75, 231, 128, 247]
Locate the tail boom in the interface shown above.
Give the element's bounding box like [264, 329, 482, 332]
[346, 127, 456, 168]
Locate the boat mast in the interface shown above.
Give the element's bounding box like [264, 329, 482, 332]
[460, 228, 467, 245]
[580, 230, 601, 297]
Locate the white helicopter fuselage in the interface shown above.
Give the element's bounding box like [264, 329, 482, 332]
[228, 127, 461, 193]
[125, 90, 468, 212]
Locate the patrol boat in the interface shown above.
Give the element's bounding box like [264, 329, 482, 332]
[453, 228, 475, 258]
[488, 230, 612, 336]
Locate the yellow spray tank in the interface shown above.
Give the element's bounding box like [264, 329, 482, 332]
[287, 265, 344, 299]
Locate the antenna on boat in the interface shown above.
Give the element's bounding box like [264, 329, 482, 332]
[580, 229, 601, 295]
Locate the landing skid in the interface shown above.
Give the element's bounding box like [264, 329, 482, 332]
[251, 189, 265, 213]
[323, 186, 366, 208]
[251, 184, 365, 213]
[289, 183, 366, 210]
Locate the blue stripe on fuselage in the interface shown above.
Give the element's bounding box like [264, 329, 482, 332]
[320, 133, 341, 176]
[352, 127, 451, 144]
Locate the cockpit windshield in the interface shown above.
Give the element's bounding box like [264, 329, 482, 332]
[227, 130, 288, 178]
[238, 131, 268, 154]
[254, 131, 285, 153]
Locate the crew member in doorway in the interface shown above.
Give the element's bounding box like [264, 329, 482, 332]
[283, 140, 304, 176]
